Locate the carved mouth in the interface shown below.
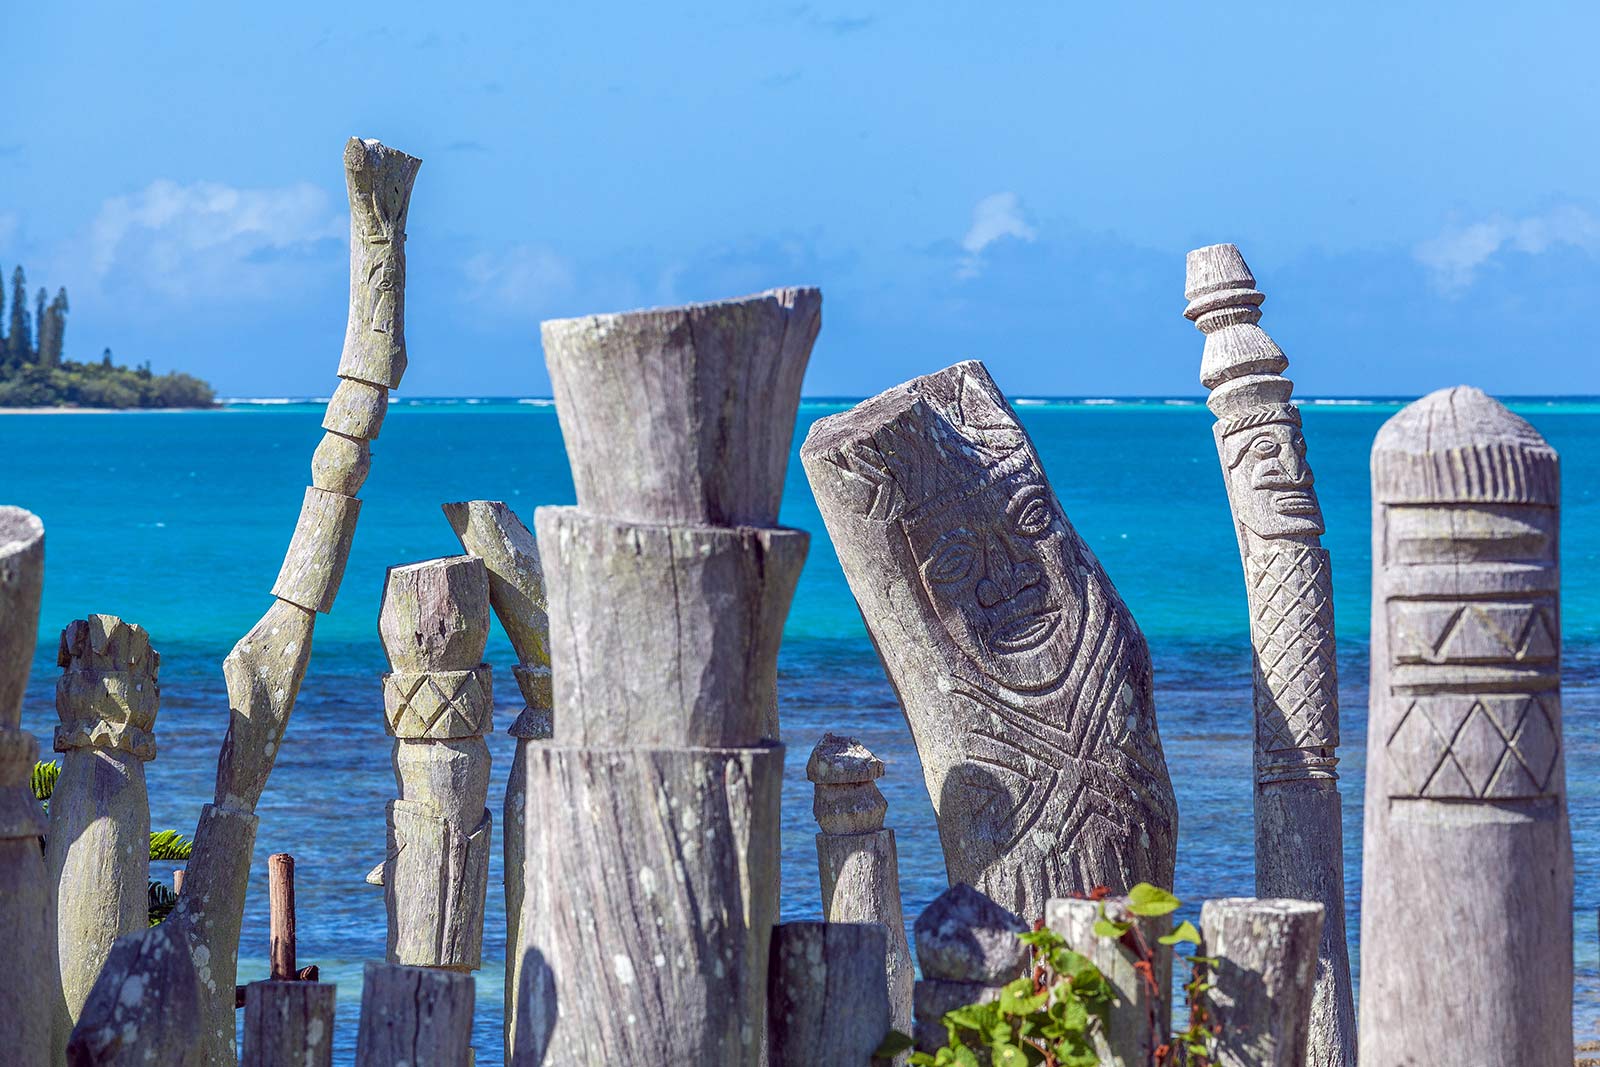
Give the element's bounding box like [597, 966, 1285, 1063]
[1272, 491, 1318, 515]
[990, 610, 1061, 653]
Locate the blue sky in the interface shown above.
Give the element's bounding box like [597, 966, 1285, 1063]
[4, 3, 1599, 397]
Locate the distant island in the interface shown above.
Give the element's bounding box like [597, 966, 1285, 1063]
[0, 264, 216, 409]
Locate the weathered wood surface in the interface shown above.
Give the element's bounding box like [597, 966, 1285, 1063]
[48, 616, 159, 1051]
[1186, 243, 1355, 1066]
[1361, 386, 1571, 1065]
[911, 884, 1028, 1054]
[538, 506, 805, 747]
[515, 743, 783, 1065]
[768, 922, 891, 1067]
[70, 137, 420, 1067]
[1044, 896, 1171, 1067]
[354, 962, 474, 1067]
[541, 287, 820, 527]
[1200, 898, 1323, 1067]
[381, 556, 493, 972]
[809, 734, 913, 1038]
[241, 980, 336, 1067]
[268, 853, 296, 979]
[801, 361, 1178, 919]
[0, 505, 49, 1067]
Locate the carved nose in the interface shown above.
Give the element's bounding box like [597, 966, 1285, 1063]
[1280, 450, 1312, 486]
[976, 537, 1041, 608]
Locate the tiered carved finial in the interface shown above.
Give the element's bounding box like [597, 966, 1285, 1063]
[910, 884, 1027, 1055]
[1185, 243, 1355, 1066]
[1361, 386, 1570, 1065]
[379, 556, 493, 973]
[48, 616, 162, 1047]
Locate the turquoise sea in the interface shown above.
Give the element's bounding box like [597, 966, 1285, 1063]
[3, 394, 1598, 1061]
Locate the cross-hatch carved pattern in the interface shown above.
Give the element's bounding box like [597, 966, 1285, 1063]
[383, 667, 492, 739]
[1386, 694, 1559, 798]
[1245, 546, 1339, 753]
[1389, 600, 1558, 666]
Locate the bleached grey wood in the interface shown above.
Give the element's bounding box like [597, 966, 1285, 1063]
[0, 505, 48, 1067]
[1200, 898, 1323, 1067]
[801, 361, 1178, 919]
[541, 287, 820, 527]
[47, 616, 159, 1052]
[70, 137, 420, 1067]
[1361, 385, 1570, 1066]
[515, 743, 783, 1066]
[1045, 896, 1171, 1067]
[910, 884, 1027, 1055]
[1186, 243, 1355, 1067]
[768, 922, 891, 1067]
[354, 962, 474, 1067]
[537, 506, 806, 746]
[809, 734, 913, 1038]
[380, 556, 492, 972]
[241, 980, 336, 1067]
[311, 431, 370, 495]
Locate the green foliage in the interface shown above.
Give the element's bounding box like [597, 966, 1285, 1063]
[0, 357, 216, 409]
[149, 828, 194, 861]
[31, 760, 59, 806]
[147, 880, 178, 926]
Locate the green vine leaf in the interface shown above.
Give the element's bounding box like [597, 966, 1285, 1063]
[1125, 882, 1181, 917]
[1158, 919, 1201, 946]
[875, 1029, 915, 1059]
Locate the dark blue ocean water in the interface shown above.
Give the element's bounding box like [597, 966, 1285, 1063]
[3, 395, 1597, 1061]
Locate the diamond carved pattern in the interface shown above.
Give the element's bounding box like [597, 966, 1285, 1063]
[1386, 693, 1559, 799]
[1246, 546, 1339, 754]
[383, 666, 493, 739]
[1389, 600, 1558, 666]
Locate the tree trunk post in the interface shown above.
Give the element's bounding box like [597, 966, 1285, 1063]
[268, 853, 296, 980]
[800, 362, 1179, 921]
[808, 733, 913, 1039]
[515, 289, 819, 1065]
[379, 556, 493, 977]
[0, 506, 49, 1067]
[1361, 386, 1571, 1064]
[1044, 896, 1171, 1067]
[241, 980, 336, 1067]
[911, 884, 1029, 1056]
[768, 921, 891, 1066]
[1199, 898, 1324, 1067]
[442, 499, 551, 1065]
[354, 962, 474, 1067]
[67, 138, 420, 1067]
[47, 615, 159, 1054]
[1185, 244, 1356, 1066]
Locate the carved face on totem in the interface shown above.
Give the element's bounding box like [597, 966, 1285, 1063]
[902, 467, 1080, 692]
[366, 241, 402, 335]
[1222, 419, 1324, 538]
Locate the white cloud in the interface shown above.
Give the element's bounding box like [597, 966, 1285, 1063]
[83, 179, 345, 301]
[463, 243, 575, 314]
[959, 192, 1036, 279]
[1414, 205, 1600, 294]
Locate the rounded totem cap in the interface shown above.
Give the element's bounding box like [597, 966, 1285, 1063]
[1372, 386, 1558, 506]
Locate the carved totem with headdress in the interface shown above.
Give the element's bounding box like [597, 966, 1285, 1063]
[802, 360, 1177, 920]
[1185, 244, 1355, 1066]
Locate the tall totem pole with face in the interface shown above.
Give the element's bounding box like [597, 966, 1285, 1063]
[803, 361, 1177, 922]
[1184, 244, 1355, 1067]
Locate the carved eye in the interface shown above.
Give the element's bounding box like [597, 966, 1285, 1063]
[1013, 497, 1053, 537]
[1250, 434, 1279, 457]
[927, 542, 978, 584]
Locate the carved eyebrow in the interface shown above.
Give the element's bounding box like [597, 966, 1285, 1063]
[920, 526, 982, 559]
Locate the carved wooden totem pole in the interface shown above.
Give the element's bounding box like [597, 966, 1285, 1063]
[378, 556, 493, 976]
[808, 733, 913, 1038]
[47, 616, 160, 1051]
[443, 499, 550, 1061]
[0, 506, 49, 1066]
[1184, 244, 1355, 1065]
[802, 361, 1178, 920]
[68, 137, 419, 1067]
[1362, 386, 1571, 1064]
[515, 288, 819, 1065]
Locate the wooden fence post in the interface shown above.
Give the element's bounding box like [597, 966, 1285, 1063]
[768, 922, 891, 1066]
[241, 981, 337, 1067]
[515, 288, 818, 1065]
[1200, 898, 1323, 1067]
[1361, 386, 1572, 1064]
[0, 506, 49, 1066]
[355, 962, 474, 1066]
[1185, 243, 1356, 1066]
[269, 852, 296, 980]
[911, 884, 1028, 1055]
[1045, 896, 1171, 1066]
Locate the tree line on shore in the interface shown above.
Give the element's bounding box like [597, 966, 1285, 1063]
[0, 264, 216, 409]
